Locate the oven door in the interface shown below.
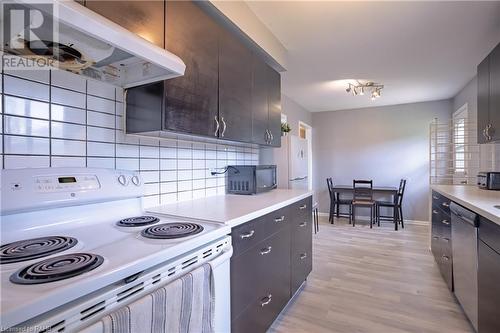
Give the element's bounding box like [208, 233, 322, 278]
[255, 166, 277, 193]
[13, 238, 232, 333]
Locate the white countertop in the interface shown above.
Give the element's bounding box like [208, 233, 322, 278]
[431, 185, 500, 225]
[148, 189, 313, 227]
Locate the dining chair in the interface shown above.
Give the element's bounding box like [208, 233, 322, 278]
[352, 180, 376, 228]
[312, 201, 319, 234]
[326, 178, 352, 224]
[376, 179, 406, 230]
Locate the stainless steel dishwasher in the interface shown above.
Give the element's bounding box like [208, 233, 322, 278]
[450, 202, 479, 331]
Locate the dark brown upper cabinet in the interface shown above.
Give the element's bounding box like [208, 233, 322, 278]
[84, 0, 165, 48]
[124, 0, 282, 147]
[477, 42, 500, 143]
[252, 57, 271, 145]
[252, 57, 282, 147]
[163, 1, 220, 137]
[218, 28, 253, 142]
[268, 68, 282, 147]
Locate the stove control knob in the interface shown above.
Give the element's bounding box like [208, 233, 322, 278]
[131, 175, 141, 186]
[118, 175, 128, 186]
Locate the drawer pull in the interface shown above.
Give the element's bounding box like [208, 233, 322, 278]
[442, 202, 450, 208]
[274, 216, 285, 223]
[299, 221, 308, 227]
[260, 246, 272, 255]
[442, 255, 450, 261]
[300, 253, 307, 260]
[432, 210, 439, 215]
[443, 237, 450, 242]
[432, 236, 439, 240]
[240, 230, 255, 239]
[260, 294, 272, 307]
[441, 220, 450, 226]
[432, 196, 439, 200]
[299, 204, 307, 210]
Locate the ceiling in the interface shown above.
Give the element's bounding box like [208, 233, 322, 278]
[246, 1, 500, 112]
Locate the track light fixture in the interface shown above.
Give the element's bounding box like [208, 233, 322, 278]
[346, 81, 384, 100]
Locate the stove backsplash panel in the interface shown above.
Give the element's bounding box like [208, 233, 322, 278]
[0, 69, 259, 207]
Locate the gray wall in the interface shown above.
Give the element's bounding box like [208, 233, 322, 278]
[282, 94, 313, 135]
[312, 100, 453, 222]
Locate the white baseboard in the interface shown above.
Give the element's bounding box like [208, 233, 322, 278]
[317, 212, 429, 225]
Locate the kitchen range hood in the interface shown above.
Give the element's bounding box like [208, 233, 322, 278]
[3, 0, 185, 88]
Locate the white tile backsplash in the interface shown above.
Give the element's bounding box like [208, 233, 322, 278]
[51, 139, 86, 156]
[51, 69, 86, 92]
[51, 105, 86, 124]
[1, 69, 259, 206]
[51, 87, 86, 108]
[4, 95, 50, 119]
[4, 135, 49, 155]
[5, 75, 49, 101]
[4, 116, 49, 137]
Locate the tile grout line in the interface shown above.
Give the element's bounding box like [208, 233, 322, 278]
[1, 67, 5, 169]
[48, 70, 52, 167]
[85, 80, 88, 167]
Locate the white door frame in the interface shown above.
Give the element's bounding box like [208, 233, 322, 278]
[298, 121, 313, 190]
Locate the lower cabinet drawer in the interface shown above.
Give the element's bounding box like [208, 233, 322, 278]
[432, 191, 451, 214]
[291, 246, 312, 295]
[438, 252, 453, 291]
[231, 228, 290, 320]
[231, 283, 289, 333]
[431, 234, 441, 261]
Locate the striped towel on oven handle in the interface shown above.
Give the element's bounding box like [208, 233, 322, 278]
[97, 263, 214, 333]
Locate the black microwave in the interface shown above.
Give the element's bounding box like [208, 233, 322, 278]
[226, 165, 277, 195]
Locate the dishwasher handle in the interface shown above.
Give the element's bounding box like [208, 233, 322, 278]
[450, 202, 479, 227]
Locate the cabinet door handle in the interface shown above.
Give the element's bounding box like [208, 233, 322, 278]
[214, 116, 220, 137]
[300, 253, 307, 260]
[299, 221, 308, 227]
[432, 196, 439, 200]
[221, 117, 227, 137]
[260, 246, 272, 255]
[432, 236, 439, 240]
[260, 294, 272, 307]
[432, 210, 439, 215]
[274, 216, 285, 223]
[299, 204, 307, 210]
[486, 124, 492, 141]
[441, 219, 450, 225]
[264, 130, 269, 144]
[441, 202, 450, 208]
[240, 230, 255, 239]
[269, 130, 274, 142]
[443, 237, 450, 242]
[442, 255, 450, 261]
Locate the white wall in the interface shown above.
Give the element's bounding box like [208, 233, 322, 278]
[312, 100, 453, 222]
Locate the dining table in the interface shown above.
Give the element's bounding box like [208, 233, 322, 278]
[331, 185, 400, 229]
[332, 185, 398, 196]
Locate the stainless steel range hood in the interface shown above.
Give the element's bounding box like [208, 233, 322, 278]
[3, 0, 185, 88]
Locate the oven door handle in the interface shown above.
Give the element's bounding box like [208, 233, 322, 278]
[208, 246, 233, 269]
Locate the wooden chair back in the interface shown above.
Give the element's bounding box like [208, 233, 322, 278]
[397, 179, 407, 206]
[353, 179, 373, 202]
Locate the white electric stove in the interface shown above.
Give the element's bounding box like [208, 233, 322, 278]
[0, 168, 232, 332]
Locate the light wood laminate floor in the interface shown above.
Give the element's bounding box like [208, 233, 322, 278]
[269, 217, 473, 333]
